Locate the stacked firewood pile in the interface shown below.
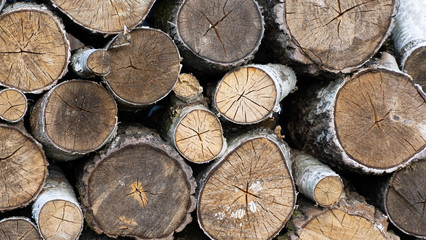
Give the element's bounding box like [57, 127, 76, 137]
[0, 0, 424, 239]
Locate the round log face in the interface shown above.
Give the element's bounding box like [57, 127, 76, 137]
[0, 125, 47, 211]
[198, 137, 295, 240]
[177, 0, 263, 63]
[215, 66, 278, 124]
[50, 0, 155, 34]
[313, 176, 343, 207]
[335, 70, 426, 169]
[44, 80, 117, 153]
[87, 144, 191, 239]
[0, 218, 41, 240]
[0, 89, 27, 122]
[174, 73, 202, 100]
[87, 50, 111, 76]
[404, 47, 426, 90]
[0, 8, 69, 93]
[285, 0, 394, 71]
[106, 28, 181, 106]
[39, 200, 83, 240]
[298, 209, 386, 239]
[385, 160, 426, 237]
[174, 109, 224, 163]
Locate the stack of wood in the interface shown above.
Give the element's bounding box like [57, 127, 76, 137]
[0, 0, 424, 240]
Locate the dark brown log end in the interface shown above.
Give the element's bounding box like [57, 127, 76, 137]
[0, 217, 41, 239]
[0, 88, 27, 123]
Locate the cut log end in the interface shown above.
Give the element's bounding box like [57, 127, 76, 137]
[313, 176, 343, 207]
[403, 46, 426, 90]
[0, 88, 27, 123]
[335, 69, 425, 169]
[87, 50, 111, 76]
[173, 73, 203, 102]
[198, 135, 295, 240]
[0, 217, 41, 240]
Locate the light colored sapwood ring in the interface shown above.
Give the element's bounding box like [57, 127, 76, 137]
[0, 88, 27, 123]
[0, 217, 41, 240]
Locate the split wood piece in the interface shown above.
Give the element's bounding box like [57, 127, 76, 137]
[30, 80, 118, 161]
[213, 64, 296, 125]
[288, 192, 399, 240]
[273, 0, 398, 74]
[0, 3, 70, 94]
[287, 54, 425, 174]
[173, 73, 204, 103]
[168, 0, 264, 73]
[0, 124, 48, 211]
[49, 0, 155, 34]
[392, 0, 426, 90]
[71, 47, 111, 78]
[291, 150, 343, 207]
[197, 129, 296, 240]
[104, 27, 181, 108]
[32, 165, 84, 240]
[0, 88, 27, 123]
[166, 104, 226, 164]
[79, 125, 196, 239]
[382, 159, 426, 238]
[0, 217, 41, 239]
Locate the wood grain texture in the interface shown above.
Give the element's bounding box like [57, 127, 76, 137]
[0, 88, 27, 123]
[173, 73, 203, 103]
[71, 47, 111, 78]
[0, 217, 41, 240]
[0, 3, 70, 93]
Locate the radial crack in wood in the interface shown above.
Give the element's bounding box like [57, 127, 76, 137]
[0, 217, 41, 240]
[0, 88, 27, 123]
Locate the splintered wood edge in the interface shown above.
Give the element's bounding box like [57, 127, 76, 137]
[173, 73, 203, 102]
[0, 217, 41, 239]
[0, 88, 27, 123]
[81, 128, 196, 239]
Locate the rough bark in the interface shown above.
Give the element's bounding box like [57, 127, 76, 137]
[104, 27, 181, 108]
[0, 3, 70, 94]
[173, 73, 204, 103]
[78, 125, 196, 240]
[166, 0, 264, 73]
[392, 0, 426, 90]
[49, 0, 156, 34]
[291, 150, 343, 207]
[0, 88, 27, 123]
[197, 128, 296, 240]
[213, 64, 297, 125]
[287, 53, 425, 174]
[32, 165, 84, 240]
[0, 0, 5, 11]
[71, 47, 111, 78]
[30, 80, 118, 161]
[272, 0, 398, 74]
[0, 217, 41, 239]
[0, 124, 48, 211]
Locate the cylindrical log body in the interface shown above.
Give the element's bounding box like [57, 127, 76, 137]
[197, 128, 296, 240]
[32, 166, 84, 240]
[0, 88, 27, 123]
[79, 125, 196, 239]
[0, 217, 41, 239]
[30, 80, 118, 161]
[213, 64, 297, 125]
[71, 47, 111, 78]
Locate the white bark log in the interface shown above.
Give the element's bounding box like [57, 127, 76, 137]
[71, 47, 110, 78]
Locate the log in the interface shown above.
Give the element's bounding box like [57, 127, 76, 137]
[287, 53, 426, 174]
[0, 0, 4, 12]
[30, 80, 118, 161]
[291, 150, 343, 207]
[197, 128, 296, 240]
[0, 88, 27, 123]
[0, 124, 48, 211]
[165, 104, 226, 164]
[32, 165, 84, 240]
[392, 0, 426, 90]
[288, 192, 399, 240]
[213, 64, 296, 125]
[0, 217, 41, 239]
[71, 47, 111, 78]
[0, 3, 70, 94]
[79, 125, 196, 239]
[173, 73, 204, 103]
[272, 0, 398, 74]
[104, 27, 181, 108]
[167, 0, 264, 73]
[49, 0, 156, 34]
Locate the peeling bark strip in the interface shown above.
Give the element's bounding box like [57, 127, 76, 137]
[383, 159, 426, 238]
[71, 47, 111, 78]
[168, 0, 264, 72]
[30, 80, 118, 161]
[291, 150, 343, 207]
[0, 3, 70, 94]
[274, 0, 398, 73]
[0, 217, 41, 240]
[213, 64, 296, 125]
[392, 0, 426, 90]
[104, 28, 181, 108]
[288, 54, 425, 174]
[0, 88, 27, 123]
[0, 124, 48, 211]
[79, 125, 196, 239]
[197, 129, 296, 240]
[49, 0, 155, 34]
